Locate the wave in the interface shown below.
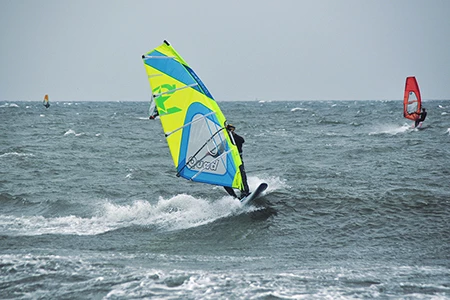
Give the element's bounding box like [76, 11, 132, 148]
[63, 129, 85, 136]
[0, 174, 280, 237]
[0, 195, 247, 236]
[0, 103, 20, 108]
[0, 197, 253, 237]
[290, 107, 307, 112]
[368, 123, 411, 135]
[0, 152, 34, 158]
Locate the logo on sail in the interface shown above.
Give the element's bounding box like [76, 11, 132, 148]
[187, 156, 218, 171]
[152, 84, 182, 115]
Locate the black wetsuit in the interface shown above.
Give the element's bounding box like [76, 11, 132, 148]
[415, 111, 427, 127]
[232, 132, 244, 156]
[224, 131, 250, 198]
[149, 109, 159, 119]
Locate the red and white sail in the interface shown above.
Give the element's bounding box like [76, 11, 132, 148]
[403, 77, 421, 121]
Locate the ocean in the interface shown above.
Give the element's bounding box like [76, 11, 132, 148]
[1, 100, 449, 299]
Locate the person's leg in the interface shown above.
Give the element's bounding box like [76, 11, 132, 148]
[224, 186, 237, 198]
[239, 164, 250, 196]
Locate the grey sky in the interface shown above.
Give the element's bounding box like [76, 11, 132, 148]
[1, 0, 449, 102]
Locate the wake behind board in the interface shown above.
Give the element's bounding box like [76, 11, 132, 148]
[240, 183, 268, 206]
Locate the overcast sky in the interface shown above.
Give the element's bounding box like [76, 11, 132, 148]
[1, 0, 449, 102]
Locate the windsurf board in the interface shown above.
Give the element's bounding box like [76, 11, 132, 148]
[240, 183, 268, 206]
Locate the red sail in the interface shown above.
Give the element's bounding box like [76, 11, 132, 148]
[403, 76, 421, 121]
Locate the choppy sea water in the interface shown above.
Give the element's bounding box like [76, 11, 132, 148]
[1, 100, 449, 299]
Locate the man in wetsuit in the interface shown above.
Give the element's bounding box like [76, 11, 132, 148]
[223, 124, 250, 199]
[415, 108, 427, 128]
[149, 107, 159, 119]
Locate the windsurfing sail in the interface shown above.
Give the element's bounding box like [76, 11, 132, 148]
[403, 76, 421, 121]
[141, 40, 244, 190]
[43, 94, 50, 108]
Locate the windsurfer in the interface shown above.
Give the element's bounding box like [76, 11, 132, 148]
[149, 108, 159, 119]
[223, 124, 250, 199]
[415, 108, 427, 128]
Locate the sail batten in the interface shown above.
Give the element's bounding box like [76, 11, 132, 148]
[142, 41, 244, 190]
[144, 55, 176, 59]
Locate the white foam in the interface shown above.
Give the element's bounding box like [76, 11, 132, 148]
[102, 195, 243, 231]
[64, 129, 84, 136]
[291, 107, 307, 112]
[0, 103, 19, 108]
[0, 152, 34, 158]
[64, 129, 76, 136]
[369, 124, 411, 135]
[0, 214, 113, 236]
[248, 175, 289, 192]
[0, 175, 283, 236]
[0, 194, 244, 236]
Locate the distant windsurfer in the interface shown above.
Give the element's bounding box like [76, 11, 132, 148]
[415, 108, 427, 128]
[149, 110, 159, 120]
[223, 124, 250, 199]
[43, 95, 50, 108]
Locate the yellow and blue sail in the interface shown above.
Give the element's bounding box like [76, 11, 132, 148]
[142, 40, 244, 190]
